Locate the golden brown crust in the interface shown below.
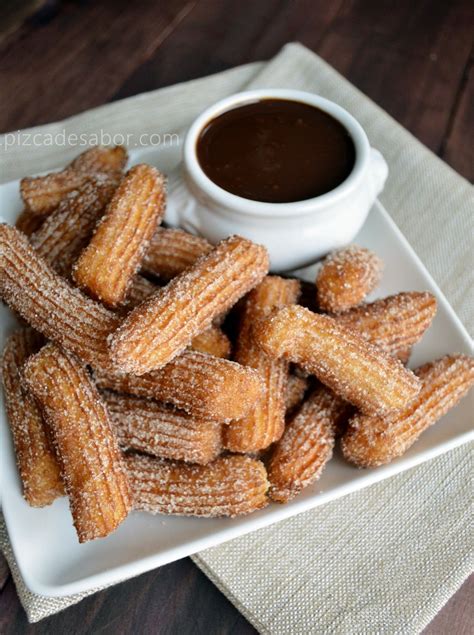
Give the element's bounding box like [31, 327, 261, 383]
[110, 235, 269, 374]
[126, 454, 269, 517]
[224, 276, 301, 452]
[23, 343, 131, 542]
[334, 292, 437, 360]
[73, 165, 166, 307]
[104, 392, 221, 465]
[190, 326, 231, 359]
[285, 373, 309, 415]
[255, 305, 421, 415]
[341, 354, 474, 467]
[268, 386, 350, 502]
[142, 227, 213, 280]
[0, 224, 120, 370]
[2, 329, 64, 507]
[316, 245, 383, 312]
[30, 174, 118, 277]
[93, 350, 264, 423]
[20, 146, 127, 216]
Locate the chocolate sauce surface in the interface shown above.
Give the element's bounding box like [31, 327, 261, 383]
[197, 99, 356, 203]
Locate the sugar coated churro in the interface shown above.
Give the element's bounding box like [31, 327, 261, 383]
[190, 325, 231, 358]
[2, 329, 64, 507]
[120, 275, 159, 311]
[73, 164, 166, 307]
[23, 343, 131, 542]
[30, 174, 118, 277]
[94, 350, 263, 422]
[142, 227, 212, 280]
[316, 245, 383, 312]
[15, 209, 44, 236]
[335, 292, 437, 360]
[285, 373, 309, 414]
[0, 224, 120, 370]
[268, 386, 350, 502]
[126, 453, 269, 517]
[104, 392, 221, 465]
[20, 146, 127, 216]
[255, 305, 421, 415]
[110, 235, 269, 374]
[225, 276, 300, 452]
[341, 354, 474, 467]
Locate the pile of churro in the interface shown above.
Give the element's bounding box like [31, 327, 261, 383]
[1, 146, 473, 543]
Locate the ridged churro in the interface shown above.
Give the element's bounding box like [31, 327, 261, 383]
[190, 325, 231, 358]
[110, 235, 269, 374]
[142, 227, 212, 280]
[15, 209, 44, 236]
[104, 392, 221, 465]
[23, 343, 131, 542]
[341, 354, 474, 467]
[20, 146, 127, 216]
[335, 292, 437, 360]
[316, 245, 383, 312]
[2, 329, 64, 507]
[126, 453, 269, 517]
[285, 373, 309, 414]
[121, 275, 159, 311]
[73, 165, 166, 307]
[93, 350, 263, 422]
[30, 174, 118, 277]
[224, 276, 300, 452]
[268, 386, 350, 502]
[0, 224, 120, 370]
[255, 305, 421, 415]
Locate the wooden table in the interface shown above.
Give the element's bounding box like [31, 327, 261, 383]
[0, 1, 472, 632]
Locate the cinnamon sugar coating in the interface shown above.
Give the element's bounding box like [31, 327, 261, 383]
[20, 146, 127, 216]
[224, 276, 300, 452]
[2, 329, 64, 506]
[23, 343, 131, 542]
[335, 292, 437, 360]
[126, 453, 269, 517]
[268, 386, 350, 502]
[190, 325, 231, 359]
[142, 227, 212, 280]
[285, 373, 309, 414]
[341, 354, 474, 467]
[316, 245, 383, 312]
[73, 165, 166, 307]
[255, 305, 421, 415]
[0, 224, 120, 370]
[104, 392, 221, 465]
[93, 350, 264, 423]
[30, 174, 118, 277]
[110, 235, 269, 374]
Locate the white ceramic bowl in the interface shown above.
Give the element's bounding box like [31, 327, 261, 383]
[167, 89, 388, 270]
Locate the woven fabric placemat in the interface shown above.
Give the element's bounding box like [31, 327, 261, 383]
[0, 43, 472, 629]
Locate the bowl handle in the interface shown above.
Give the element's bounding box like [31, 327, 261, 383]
[369, 148, 389, 198]
[166, 167, 202, 235]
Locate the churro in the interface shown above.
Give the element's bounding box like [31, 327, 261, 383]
[126, 453, 269, 517]
[285, 373, 309, 414]
[73, 165, 166, 307]
[341, 354, 474, 467]
[2, 329, 63, 507]
[23, 343, 131, 542]
[255, 305, 421, 415]
[190, 325, 231, 358]
[110, 235, 269, 374]
[335, 292, 437, 360]
[93, 350, 263, 422]
[225, 276, 300, 452]
[268, 386, 350, 502]
[121, 275, 159, 310]
[20, 146, 127, 216]
[316, 245, 383, 312]
[15, 209, 44, 236]
[142, 227, 212, 280]
[0, 224, 120, 370]
[30, 174, 118, 277]
[104, 392, 221, 465]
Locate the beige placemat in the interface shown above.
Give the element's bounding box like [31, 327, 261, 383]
[0, 43, 473, 629]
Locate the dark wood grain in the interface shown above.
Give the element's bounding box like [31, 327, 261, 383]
[0, 0, 472, 631]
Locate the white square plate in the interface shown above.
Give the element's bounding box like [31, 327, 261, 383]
[1, 143, 472, 598]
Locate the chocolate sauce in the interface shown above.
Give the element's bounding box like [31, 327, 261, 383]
[197, 99, 356, 203]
